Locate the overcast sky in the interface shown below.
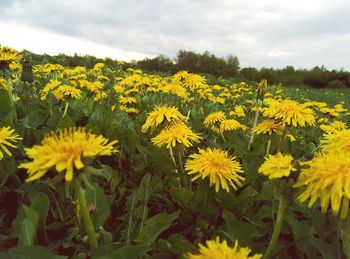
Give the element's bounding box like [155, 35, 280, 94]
[1, 0, 350, 70]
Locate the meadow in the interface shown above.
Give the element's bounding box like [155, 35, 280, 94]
[0, 46, 350, 258]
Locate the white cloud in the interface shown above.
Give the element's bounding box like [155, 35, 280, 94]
[1, 0, 350, 69]
[0, 21, 153, 61]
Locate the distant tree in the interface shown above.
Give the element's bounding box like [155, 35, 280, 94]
[175, 50, 240, 78]
[223, 55, 240, 77]
[303, 66, 328, 88]
[240, 67, 260, 81]
[176, 50, 201, 73]
[137, 55, 174, 73]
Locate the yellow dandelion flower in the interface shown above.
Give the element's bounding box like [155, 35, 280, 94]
[0, 46, 22, 69]
[220, 119, 247, 132]
[173, 70, 190, 82]
[334, 103, 347, 113]
[251, 119, 284, 136]
[264, 93, 273, 98]
[294, 151, 350, 218]
[114, 84, 124, 94]
[19, 128, 118, 182]
[93, 63, 104, 71]
[79, 80, 104, 93]
[184, 74, 206, 91]
[263, 99, 315, 127]
[162, 83, 188, 99]
[230, 105, 246, 117]
[185, 148, 244, 192]
[209, 96, 225, 104]
[120, 105, 139, 114]
[53, 85, 82, 101]
[0, 78, 11, 91]
[118, 96, 137, 105]
[318, 118, 328, 124]
[186, 237, 262, 259]
[0, 127, 22, 160]
[304, 101, 327, 109]
[125, 88, 140, 95]
[92, 90, 107, 101]
[321, 129, 350, 152]
[152, 122, 201, 149]
[40, 79, 61, 100]
[258, 153, 296, 179]
[320, 107, 339, 117]
[320, 120, 347, 134]
[141, 105, 187, 133]
[97, 74, 109, 81]
[204, 112, 227, 129]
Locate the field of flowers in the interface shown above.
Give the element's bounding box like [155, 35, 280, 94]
[0, 46, 350, 258]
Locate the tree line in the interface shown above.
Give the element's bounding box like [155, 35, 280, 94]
[23, 49, 350, 88]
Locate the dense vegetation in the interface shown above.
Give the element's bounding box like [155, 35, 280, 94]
[21, 48, 350, 89]
[0, 46, 350, 258]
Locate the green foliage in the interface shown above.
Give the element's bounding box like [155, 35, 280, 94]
[0, 49, 349, 258]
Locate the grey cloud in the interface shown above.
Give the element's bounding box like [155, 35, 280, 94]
[1, 0, 350, 69]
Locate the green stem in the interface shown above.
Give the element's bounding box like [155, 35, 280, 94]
[62, 102, 69, 118]
[74, 181, 98, 249]
[247, 106, 261, 150]
[220, 132, 227, 143]
[127, 194, 136, 245]
[169, 147, 178, 171]
[263, 194, 286, 259]
[177, 150, 189, 189]
[266, 136, 272, 156]
[24, 83, 31, 115]
[342, 213, 350, 259]
[277, 126, 288, 153]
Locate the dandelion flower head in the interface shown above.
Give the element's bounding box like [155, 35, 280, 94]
[321, 129, 350, 153]
[259, 153, 296, 179]
[142, 105, 187, 133]
[151, 122, 201, 149]
[294, 151, 350, 219]
[186, 237, 262, 259]
[0, 127, 22, 160]
[19, 128, 118, 182]
[263, 99, 315, 127]
[185, 148, 244, 192]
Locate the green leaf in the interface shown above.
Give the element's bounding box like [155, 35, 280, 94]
[19, 205, 39, 246]
[15, 205, 39, 246]
[221, 210, 257, 247]
[169, 187, 193, 209]
[0, 89, 14, 125]
[31, 193, 50, 232]
[166, 234, 196, 255]
[91, 246, 114, 259]
[57, 115, 75, 129]
[136, 174, 152, 202]
[286, 213, 315, 258]
[1, 245, 66, 259]
[311, 237, 339, 259]
[21, 218, 36, 247]
[85, 184, 112, 227]
[135, 211, 180, 245]
[113, 245, 150, 259]
[22, 109, 47, 129]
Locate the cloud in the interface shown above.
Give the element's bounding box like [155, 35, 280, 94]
[0, 21, 153, 61]
[1, 0, 350, 69]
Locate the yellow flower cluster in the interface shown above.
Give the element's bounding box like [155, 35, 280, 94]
[185, 148, 244, 192]
[19, 128, 118, 182]
[186, 237, 262, 259]
[0, 127, 22, 160]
